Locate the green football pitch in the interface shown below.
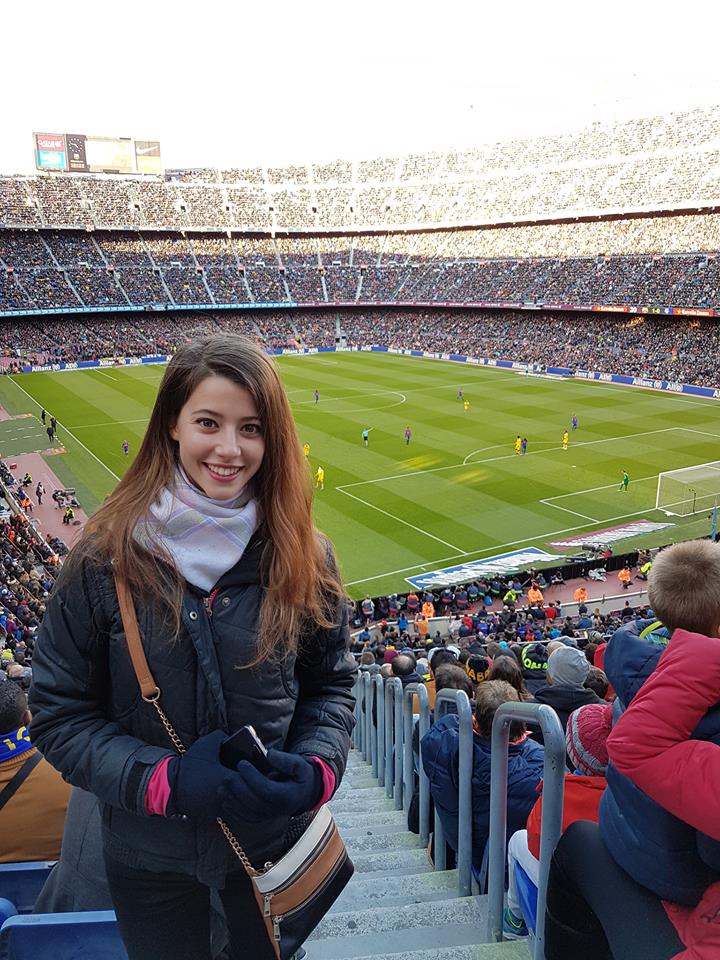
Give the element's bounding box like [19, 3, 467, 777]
[0, 351, 717, 598]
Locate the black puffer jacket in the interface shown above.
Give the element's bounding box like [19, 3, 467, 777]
[29, 536, 357, 888]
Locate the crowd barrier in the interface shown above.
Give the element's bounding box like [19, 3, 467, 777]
[353, 671, 565, 959]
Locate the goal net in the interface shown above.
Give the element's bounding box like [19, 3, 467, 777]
[655, 462, 720, 516]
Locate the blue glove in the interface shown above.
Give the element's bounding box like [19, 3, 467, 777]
[220, 749, 323, 822]
[166, 730, 230, 819]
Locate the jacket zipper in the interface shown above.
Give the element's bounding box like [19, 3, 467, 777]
[269, 851, 348, 941]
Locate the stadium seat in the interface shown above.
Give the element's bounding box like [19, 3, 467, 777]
[0, 863, 54, 914]
[514, 863, 538, 935]
[0, 910, 127, 960]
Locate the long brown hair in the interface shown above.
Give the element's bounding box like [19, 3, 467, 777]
[69, 334, 343, 662]
[488, 654, 532, 701]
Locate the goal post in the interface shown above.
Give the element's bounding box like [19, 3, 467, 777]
[656, 462, 720, 516]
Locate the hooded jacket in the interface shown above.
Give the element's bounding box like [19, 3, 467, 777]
[29, 536, 357, 888]
[600, 620, 720, 904]
[533, 684, 605, 735]
[421, 714, 544, 866]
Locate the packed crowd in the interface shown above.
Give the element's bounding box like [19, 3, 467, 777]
[0, 307, 718, 389]
[2, 219, 720, 314]
[356, 538, 720, 957]
[2, 106, 720, 231]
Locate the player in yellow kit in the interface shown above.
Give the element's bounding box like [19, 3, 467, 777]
[315, 465, 324, 490]
[514, 435, 522, 455]
[303, 442, 310, 459]
[463, 399, 470, 413]
[562, 429, 569, 451]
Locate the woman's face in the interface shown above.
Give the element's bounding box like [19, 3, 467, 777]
[170, 374, 265, 499]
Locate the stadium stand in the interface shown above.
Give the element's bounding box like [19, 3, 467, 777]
[3, 105, 720, 958]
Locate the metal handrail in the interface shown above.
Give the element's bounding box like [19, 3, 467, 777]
[374, 674, 385, 784]
[384, 679, 397, 799]
[362, 672, 372, 762]
[486, 702, 565, 960]
[393, 680, 404, 810]
[401, 684, 430, 838]
[434, 689, 473, 897]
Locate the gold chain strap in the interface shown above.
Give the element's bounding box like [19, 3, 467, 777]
[146, 696, 261, 878]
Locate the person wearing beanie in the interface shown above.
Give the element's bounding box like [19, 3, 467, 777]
[465, 654, 490, 686]
[532, 646, 606, 740]
[519, 641, 550, 695]
[504, 702, 610, 939]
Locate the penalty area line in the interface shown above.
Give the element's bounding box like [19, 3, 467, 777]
[335, 486, 463, 553]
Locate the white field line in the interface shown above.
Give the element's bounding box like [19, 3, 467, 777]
[71, 417, 150, 430]
[564, 376, 720, 409]
[538, 500, 599, 522]
[7, 377, 120, 482]
[287, 376, 519, 405]
[675, 427, 720, 439]
[344, 425, 717, 587]
[293, 389, 406, 408]
[343, 427, 677, 490]
[96, 371, 120, 381]
[344, 505, 662, 587]
[542, 473, 659, 502]
[335, 487, 464, 553]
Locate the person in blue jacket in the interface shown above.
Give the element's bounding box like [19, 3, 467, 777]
[421, 679, 544, 867]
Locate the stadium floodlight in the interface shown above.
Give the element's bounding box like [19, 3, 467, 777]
[655, 462, 720, 516]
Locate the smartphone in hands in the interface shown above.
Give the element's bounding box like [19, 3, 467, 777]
[220, 724, 271, 774]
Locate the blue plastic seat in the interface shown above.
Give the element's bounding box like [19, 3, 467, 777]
[515, 862, 538, 934]
[0, 863, 54, 914]
[0, 910, 127, 960]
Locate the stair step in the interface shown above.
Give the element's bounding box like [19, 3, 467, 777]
[330, 869, 460, 912]
[329, 794, 398, 815]
[350, 846, 431, 875]
[335, 944, 530, 960]
[344, 831, 422, 855]
[307, 896, 489, 958]
[334, 808, 408, 830]
[339, 820, 410, 838]
[335, 777, 381, 793]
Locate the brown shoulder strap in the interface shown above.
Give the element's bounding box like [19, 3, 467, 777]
[114, 573, 160, 701]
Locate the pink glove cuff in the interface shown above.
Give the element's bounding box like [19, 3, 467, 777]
[309, 756, 336, 810]
[145, 756, 173, 816]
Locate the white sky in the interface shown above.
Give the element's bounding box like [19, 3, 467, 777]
[3, 0, 720, 175]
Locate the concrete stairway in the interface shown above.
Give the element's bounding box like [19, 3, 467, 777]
[305, 749, 529, 959]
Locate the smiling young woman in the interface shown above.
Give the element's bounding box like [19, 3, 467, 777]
[28, 335, 357, 960]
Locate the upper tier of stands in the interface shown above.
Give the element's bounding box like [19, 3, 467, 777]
[2, 217, 720, 312]
[2, 106, 720, 232]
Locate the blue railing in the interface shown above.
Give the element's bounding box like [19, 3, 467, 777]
[352, 670, 567, 959]
[487, 701, 565, 959]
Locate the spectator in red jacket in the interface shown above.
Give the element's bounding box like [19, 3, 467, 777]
[545, 539, 720, 960]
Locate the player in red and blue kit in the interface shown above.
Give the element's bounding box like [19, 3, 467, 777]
[571, 414, 578, 430]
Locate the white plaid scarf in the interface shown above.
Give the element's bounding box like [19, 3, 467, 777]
[135, 467, 259, 591]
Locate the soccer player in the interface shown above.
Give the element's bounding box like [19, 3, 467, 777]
[122, 440, 129, 456]
[404, 426, 412, 445]
[514, 435, 522, 455]
[456, 389, 463, 401]
[463, 399, 470, 413]
[362, 428, 369, 448]
[521, 437, 528, 456]
[620, 470, 630, 492]
[571, 414, 578, 431]
[303, 442, 310, 459]
[562, 430, 569, 451]
[315, 465, 324, 490]
[314, 389, 319, 404]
